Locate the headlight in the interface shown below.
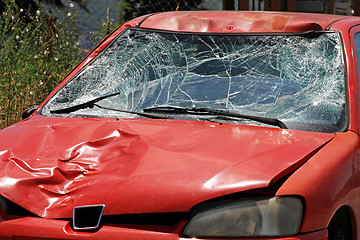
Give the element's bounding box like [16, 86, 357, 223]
[183, 197, 303, 238]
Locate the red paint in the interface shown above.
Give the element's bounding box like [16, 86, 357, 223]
[0, 116, 333, 218]
[0, 217, 328, 239]
[2, 11, 360, 239]
[136, 11, 348, 33]
[226, 25, 235, 30]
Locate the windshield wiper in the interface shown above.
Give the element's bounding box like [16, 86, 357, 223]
[50, 92, 121, 114]
[144, 106, 287, 129]
[50, 92, 172, 120]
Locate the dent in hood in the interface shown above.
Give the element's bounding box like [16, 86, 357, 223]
[0, 117, 334, 218]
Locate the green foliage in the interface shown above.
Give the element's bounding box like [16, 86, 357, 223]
[0, 0, 82, 128]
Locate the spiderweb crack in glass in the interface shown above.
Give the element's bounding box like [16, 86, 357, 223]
[41, 29, 346, 132]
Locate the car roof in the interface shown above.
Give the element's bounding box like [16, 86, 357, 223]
[127, 11, 360, 33]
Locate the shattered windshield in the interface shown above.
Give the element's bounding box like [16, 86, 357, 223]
[40, 28, 346, 133]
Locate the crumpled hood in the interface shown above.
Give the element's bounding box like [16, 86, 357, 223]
[0, 116, 334, 218]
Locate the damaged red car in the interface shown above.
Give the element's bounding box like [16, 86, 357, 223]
[1, 10, 360, 240]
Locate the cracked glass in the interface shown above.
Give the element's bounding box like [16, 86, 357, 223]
[40, 29, 346, 133]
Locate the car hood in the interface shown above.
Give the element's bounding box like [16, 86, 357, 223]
[0, 116, 334, 218]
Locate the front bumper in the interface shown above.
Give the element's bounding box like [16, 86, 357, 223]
[0, 217, 328, 240]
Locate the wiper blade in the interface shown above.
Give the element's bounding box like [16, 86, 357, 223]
[144, 106, 287, 129]
[93, 104, 173, 119]
[50, 92, 121, 114]
[50, 93, 172, 120]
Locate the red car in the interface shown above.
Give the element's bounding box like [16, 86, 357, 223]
[0, 11, 360, 240]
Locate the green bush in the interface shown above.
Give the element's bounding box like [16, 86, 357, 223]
[0, 1, 82, 128]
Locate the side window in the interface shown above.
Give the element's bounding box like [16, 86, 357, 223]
[354, 33, 360, 77]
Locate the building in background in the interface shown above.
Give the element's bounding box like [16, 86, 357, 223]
[223, 0, 360, 16]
